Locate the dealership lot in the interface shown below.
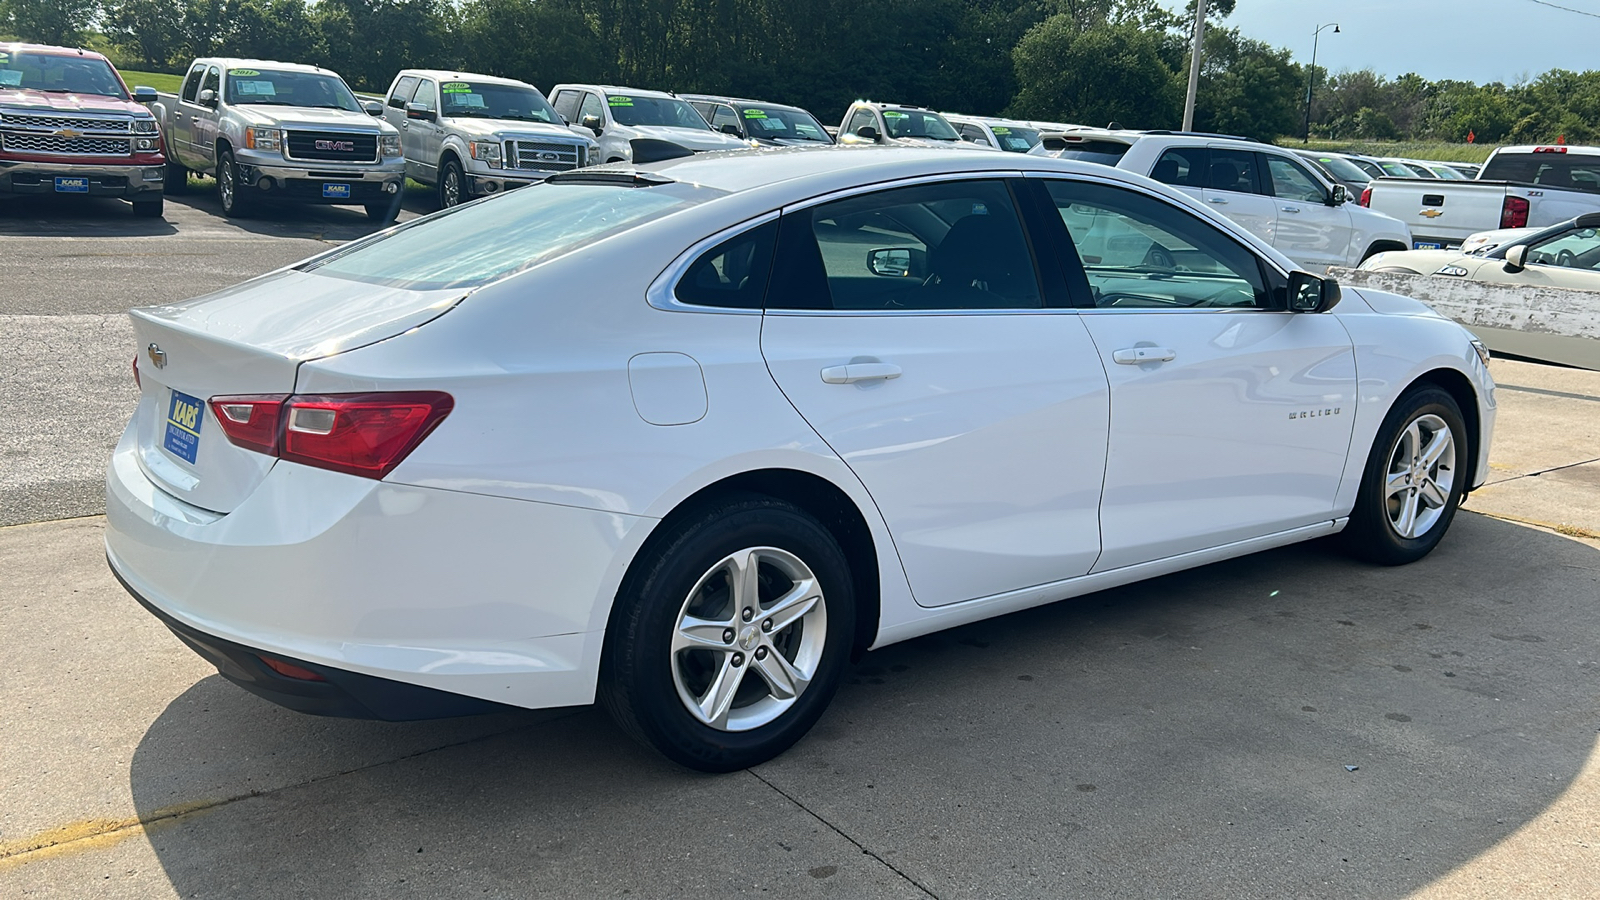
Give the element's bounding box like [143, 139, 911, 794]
[3, 194, 1599, 897]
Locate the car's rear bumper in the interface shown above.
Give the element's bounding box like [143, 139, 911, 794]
[104, 422, 647, 717]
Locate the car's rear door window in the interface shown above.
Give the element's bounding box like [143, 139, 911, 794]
[1206, 149, 1261, 194]
[1151, 147, 1207, 188]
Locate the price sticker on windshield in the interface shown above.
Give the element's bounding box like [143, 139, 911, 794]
[992, 127, 1010, 134]
[164, 390, 204, 465]
[442, 82, 472, 93]
[230, 68, 260, 77]
[742, 109, 768, 119]
[608, 96, 635, 106]
[884, 111, 907, 119]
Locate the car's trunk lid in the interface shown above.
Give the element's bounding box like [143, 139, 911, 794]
[128, 269, 464, 513]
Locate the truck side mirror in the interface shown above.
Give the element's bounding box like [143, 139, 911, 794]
[1504, 244, 1528, 272]
[406, 102, 435, 122]
[719, 123, 742, 137]
[198, 89, 216, 107]
[132, 86, 158, 104]
[855, 125, 880, 142]
[362, 100, 384, 117]
[581, 114, 603, 135]
[1329, 184, 1349, 205]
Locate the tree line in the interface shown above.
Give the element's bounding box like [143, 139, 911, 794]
[2, 0, 1594, 144]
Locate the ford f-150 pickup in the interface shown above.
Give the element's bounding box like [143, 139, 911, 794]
[0, 42, 166, 217]
[1361, 145, 1600, 249]
[154, 57, 405, 221]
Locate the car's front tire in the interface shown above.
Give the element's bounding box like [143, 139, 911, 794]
[600, 496, 855, 772]
[1343, 385, 1467, 565]
[217, 150, 251, 218]
[437, 158, 465, 209]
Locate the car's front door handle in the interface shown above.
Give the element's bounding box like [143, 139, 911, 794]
[1112, 347, 1177, 365]
[1281, 205, 1302, 213]
[821, 362, 902, 384]
[1208, 197, 1229, 205]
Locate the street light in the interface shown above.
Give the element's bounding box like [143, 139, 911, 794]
[1302, 23, 1339, 143]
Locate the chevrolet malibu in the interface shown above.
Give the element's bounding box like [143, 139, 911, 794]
[107, 147, 1496, 772]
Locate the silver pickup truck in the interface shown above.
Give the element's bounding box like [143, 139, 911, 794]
[154, 57, 405, 221]
[1362, 145, 1600, 249]
[382, 69, 597, 209]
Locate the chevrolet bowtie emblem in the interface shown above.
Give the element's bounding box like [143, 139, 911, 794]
[1419, 208, 1444, 218]
[147, 343, 166, 369]
[53, 128, 82, 140]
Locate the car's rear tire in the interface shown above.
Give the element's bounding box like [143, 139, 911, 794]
[437, 158, 465, 209]
[131, 195, 164, 218]
[1342, 385, 1467, 565]
[600, 495, 855, 772]
[217, 149, 251, 218]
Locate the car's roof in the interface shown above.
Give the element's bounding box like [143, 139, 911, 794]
[853, 101, 942, 113]
[204, 58, 339, 76]
[941, 114, 1036, 128]
[1494, 144, 1600, 156]
[553, 84, 679, 100]
[397, 69, 537, 90]
[680, 93, 811, 114]
[0, 42, 112, 62]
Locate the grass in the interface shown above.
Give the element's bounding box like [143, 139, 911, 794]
[1275, 139, 1497, 164]
[117, 70, 185, 94]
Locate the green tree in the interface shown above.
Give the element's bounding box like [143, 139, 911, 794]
[1191, 26, 1300, 140]
[102, 0, 184, 69]
[1008, 16, 1181, 128]
[313, 0, 458, 92]
[1, 0, 100, 46]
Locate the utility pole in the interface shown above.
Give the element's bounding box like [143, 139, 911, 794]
[1182, 0, 1207, 132]
[1302, 23, 1339, 143]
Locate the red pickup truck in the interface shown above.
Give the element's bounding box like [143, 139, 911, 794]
[0, 42, 166, 217]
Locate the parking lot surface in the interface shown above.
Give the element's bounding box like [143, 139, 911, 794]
[2, 196, 1599, 898]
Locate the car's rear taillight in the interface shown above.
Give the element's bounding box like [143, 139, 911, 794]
[1500, 195, 1530, 229]
[208, 392, 452, 479]
[210, 395, 290, 455]
[1359, 187, 1371, 207]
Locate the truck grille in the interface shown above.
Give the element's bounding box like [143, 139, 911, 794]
[505, 140, 586, 172]
[1, 133, 132, 155]
[285, 131, 379, 163]
[0, 113, 132, 132]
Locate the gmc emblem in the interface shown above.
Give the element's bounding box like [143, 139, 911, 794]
[314, 139, 356, 152]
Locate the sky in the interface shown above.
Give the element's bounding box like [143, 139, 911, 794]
[1159, 0, 1600, 85]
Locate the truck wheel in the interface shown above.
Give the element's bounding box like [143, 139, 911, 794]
[218, 150, 252, 218]
[437, 159, 465, 209]
[164, 160, 188, 194]
[132, 195, 164, 219]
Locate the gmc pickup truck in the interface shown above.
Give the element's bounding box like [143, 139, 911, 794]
[0, 42, 166, 217]
[154, 58, 405, 221]
[1361, 145, 1600, 249]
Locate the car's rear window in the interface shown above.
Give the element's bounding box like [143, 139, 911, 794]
[1044, 139, 1131, 164]
[1481, 152, 1600, 194]
[301, 182, 709, 290]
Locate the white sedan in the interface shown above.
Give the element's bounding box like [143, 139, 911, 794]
[107, 147, 1496, 771]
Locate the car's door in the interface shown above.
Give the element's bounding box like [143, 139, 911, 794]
[407, 78, 442, 182]
[1263, 152, 1353, 270]
[1035, 176, 1357, 571]
[1200, 145, 1278, 247]
[760, 177, 1111, 608]
[193, 65, 221, 171]
[383, 73, 418, 131]
[170, 63, 206, 165]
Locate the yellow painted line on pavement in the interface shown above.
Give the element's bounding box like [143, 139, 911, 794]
[0, 800, 218, 872]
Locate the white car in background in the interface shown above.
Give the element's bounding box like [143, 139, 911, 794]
[942, 114, 1041, 153]
[548, 83, 747, 163]
[836, 102, 986, 149]
[1041, 129, 1413, 270]
[107, 148, 1493, 773]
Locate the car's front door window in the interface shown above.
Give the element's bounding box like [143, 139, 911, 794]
[1265, 157, 1328, 204]
[1042, 179, 1266, 309]
[1527, 228, 1600, 269]
[578, 92, 605, 128]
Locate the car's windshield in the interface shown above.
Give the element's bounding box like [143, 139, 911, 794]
[226, 68, 360, 111]
[606, 94, 709, 130]
[300, 181, 709, 290]
[0, 50, 127, 99]
[883, 109, 960, 141]
[1428, 164, 1467, 180]
[1378, 160, 1428, 178]
[1312, 155, 1371, 183]
[439, 81, 558, 123]
[988, 124, 1040, 153]
[738, 105, 830, 142]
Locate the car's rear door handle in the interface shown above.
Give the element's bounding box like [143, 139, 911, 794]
[821, 362, 902, 384]
[1281, 205, 1302, 213]
[1112, 347, 1177, 365]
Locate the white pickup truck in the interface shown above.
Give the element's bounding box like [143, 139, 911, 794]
[1361, 145, 1600, 250]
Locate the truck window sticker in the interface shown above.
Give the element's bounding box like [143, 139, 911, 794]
[883, 111, 907, 119]
[608, 96, 635, 106]
[231, 68, 260, 77]
[441, 82, 471, 93]
[742, 108, 768, 119]
[234, 80, 276, 97]
[444, 92, 486, 108]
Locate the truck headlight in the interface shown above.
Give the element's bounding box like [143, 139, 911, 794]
[245, 127, 281, 152]
[135, 136, 161, 152]
[132, 118, 158, 134]
[470, 141, 501, 168]
[380, 134, 402, 158]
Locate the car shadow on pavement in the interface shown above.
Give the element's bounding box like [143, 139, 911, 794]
[161, 187, 430, 242]
[126, 512, 1600, 897]
[0, 195, 178, 237]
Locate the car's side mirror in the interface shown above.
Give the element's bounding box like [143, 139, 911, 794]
[406, 102, 435, 122]
[1287, 271, 1342, 313]
[1504, 244, 1528, 272]
[867, 248, 913, 277]
[581, 114, 603, 135]
[198, 89, 216, 107]
[132, 85, 158, 104]
[1329, 184, 1349, 205]
[362, 100, 384, 117]
[719, 123, 742, 137]
[855, 125, 880, 142]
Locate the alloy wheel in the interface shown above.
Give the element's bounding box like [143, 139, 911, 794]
[1384, 413, 1456, 539]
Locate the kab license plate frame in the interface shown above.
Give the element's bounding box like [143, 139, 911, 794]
[54, 176, 89, 193]
[163, 389, 204, 465]
[322, 182, 352, 199]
